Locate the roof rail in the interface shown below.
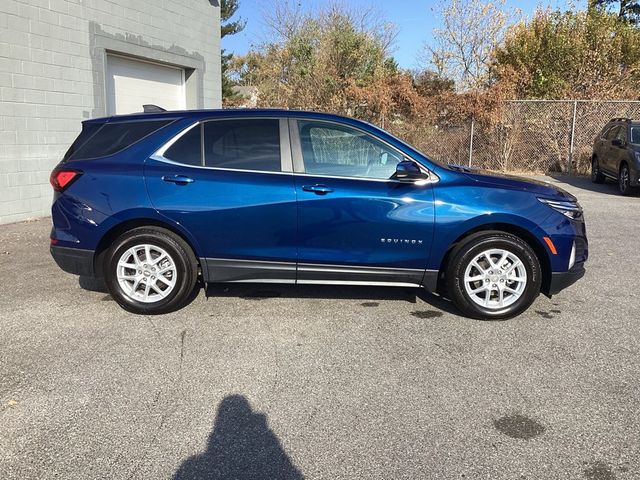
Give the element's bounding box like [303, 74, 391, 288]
[142, 104, 166, 113]
[610, 117, 631, 123]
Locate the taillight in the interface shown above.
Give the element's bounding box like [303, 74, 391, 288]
[50, 169, 81, 192]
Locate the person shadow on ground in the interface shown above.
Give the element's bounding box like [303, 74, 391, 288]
[173, 394, 304, 480]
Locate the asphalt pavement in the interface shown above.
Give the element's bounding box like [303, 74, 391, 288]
[0, 175, 638, 479]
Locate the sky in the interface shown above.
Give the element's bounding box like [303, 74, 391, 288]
[222, 0, 586, 70]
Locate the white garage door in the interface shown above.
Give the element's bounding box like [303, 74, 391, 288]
[106, 54, 186, 115]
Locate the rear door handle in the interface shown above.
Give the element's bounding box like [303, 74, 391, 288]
[162, 175, 194, 185]
[302, 184, 333, 195]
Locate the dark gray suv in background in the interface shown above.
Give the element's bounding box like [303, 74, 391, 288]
[592, 118, 640, 195]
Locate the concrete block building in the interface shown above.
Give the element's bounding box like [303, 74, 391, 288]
[0, 0, 221, 224]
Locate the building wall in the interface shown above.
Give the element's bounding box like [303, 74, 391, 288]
[0, 0, 221, 224]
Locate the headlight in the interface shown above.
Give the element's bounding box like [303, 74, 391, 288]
[538, 197, 583, 220]
[634, 151, 640, 163]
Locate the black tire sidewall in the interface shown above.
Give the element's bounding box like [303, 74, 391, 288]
[591, 157, 605, 184]
[447, 233, 542, 320]
[619, 165, 631, 195]
[105, 228, 197, 314]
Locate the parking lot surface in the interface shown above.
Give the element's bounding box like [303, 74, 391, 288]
[0, 175, 638, 479]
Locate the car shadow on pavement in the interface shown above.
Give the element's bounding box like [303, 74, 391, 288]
[173, 394, 303, 480]
[549, 174, 636, 196]
[79, 275, 108, 293]
[83, 277, 458, 316]
[205, 283, 459, 315]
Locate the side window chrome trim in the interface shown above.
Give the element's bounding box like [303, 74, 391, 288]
[293, 171, 438, 184]
[149, 154, 295, 176]
[154, 121, 200, 158]
[289, 117, 439, 184]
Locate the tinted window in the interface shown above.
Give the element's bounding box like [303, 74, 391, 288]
[298, 120, 402, 179]
[164, 124, 202, 166]
[203, 119, 281, 172]
[604, 125, 620, 140]
[70, 119, 173, 160]
[63, 122, 103, 161]
[615, 126, 628, 142]
[631, 126, 640, 144]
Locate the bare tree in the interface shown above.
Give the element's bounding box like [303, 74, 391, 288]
[260, 0, 305, 43]
[260, 1, 397, 53]
[424, 0, 516, 91]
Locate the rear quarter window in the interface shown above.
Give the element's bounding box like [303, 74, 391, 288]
[63, 122, 103, 161]
[68, 119, 173, 160]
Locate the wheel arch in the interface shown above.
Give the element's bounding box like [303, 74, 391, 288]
[619, 159, 629, 172]
[93, 218, 203, 279]
[436, 222, 552, 296]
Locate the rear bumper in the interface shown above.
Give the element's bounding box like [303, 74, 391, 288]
[50, 245, 94, 276]
[547, 263, 585, 296]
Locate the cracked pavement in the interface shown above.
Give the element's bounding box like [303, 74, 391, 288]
[0, 175, 638, 479]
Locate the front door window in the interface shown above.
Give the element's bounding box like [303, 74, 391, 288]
[297, 120, 402, 180]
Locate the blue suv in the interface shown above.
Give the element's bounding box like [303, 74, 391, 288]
[50, 109, 587, 319]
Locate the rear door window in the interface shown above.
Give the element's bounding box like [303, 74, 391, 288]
[69, 119, 173, 160]
[203, 119, 281, 172]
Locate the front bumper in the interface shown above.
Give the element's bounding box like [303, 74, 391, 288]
[631, 165, 640, 187]
[547, 262, 586, 296]
[50, 245, 95, 277]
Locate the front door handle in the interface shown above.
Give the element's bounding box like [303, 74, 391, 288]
[162, 175, 194, 185]
[302, 184, 333, 195]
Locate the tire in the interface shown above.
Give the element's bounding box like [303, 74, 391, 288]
[445, 231, 542, 320]
[618, 163, 636, 196]
[591, 156, 605, 184]
[104, 226, 199, 314]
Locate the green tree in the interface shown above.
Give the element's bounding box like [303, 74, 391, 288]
[492, 8, 640, 99]
[220, 0, 246, 103]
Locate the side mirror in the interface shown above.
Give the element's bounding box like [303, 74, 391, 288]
[612, 138, 625, 148]
[395, 160, 427, 181]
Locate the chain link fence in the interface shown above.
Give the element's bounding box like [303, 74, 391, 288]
[392, 100, 640, 175]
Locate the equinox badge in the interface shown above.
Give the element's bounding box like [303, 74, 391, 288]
[381, 238, 423, 245]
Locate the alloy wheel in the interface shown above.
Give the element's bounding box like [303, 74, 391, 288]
[620, 166, 630, 193]
[116, 244, 177, 303]
[463, 248, 527, 310]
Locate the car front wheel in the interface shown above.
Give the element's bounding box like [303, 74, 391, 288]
[446, 232, 542, 320]
[104, 227, 199, 314]
[618, 164, 635, 196]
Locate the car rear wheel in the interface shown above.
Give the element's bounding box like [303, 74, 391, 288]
[618, 164, 636, 196]
[104, 227, 199, 314]
[591, 157, 605, 184]
[446, 232, 542, 320]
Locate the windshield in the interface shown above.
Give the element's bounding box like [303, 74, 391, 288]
[362, 121, 446, 168]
